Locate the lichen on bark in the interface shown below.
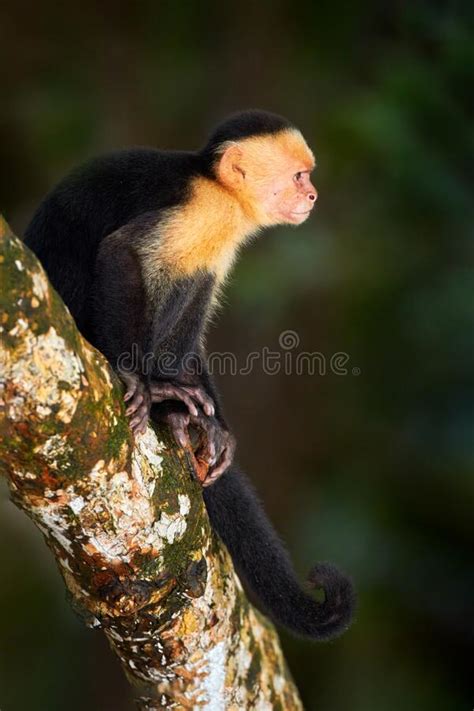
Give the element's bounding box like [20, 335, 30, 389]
[0, 216, 303, 709]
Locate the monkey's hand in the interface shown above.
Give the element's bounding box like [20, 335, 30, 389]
[153, 406, 235, 486]
[118, 373, 216, 437]
[149, 381, 215, 418]
[120, 371, 152, 435]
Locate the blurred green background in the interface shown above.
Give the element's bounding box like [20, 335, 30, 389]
[1, 2, 473, 709]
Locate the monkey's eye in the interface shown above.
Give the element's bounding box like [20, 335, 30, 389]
[293, 172, 302, 182]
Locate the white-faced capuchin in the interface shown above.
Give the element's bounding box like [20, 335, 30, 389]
[24, 110, 355, 641]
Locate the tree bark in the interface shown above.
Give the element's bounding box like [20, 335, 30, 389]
[0, 216, 303, 710]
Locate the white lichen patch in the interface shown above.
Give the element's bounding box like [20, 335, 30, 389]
[69, 496, 85, 514]
[8, 318, 28, 337]
[15, 259, 24, 271]
[253, 700, 273, 711]
[36, 514, 74, 554]
[234, 644, 252, 678]
[178, 495, 191, 516]
[100, 363, 114, 390]
[154, 511, 187, 544]
[273, 674, 285, 694]
[82, 347, 114, 393]
[130, 427, 166, 502]
[59, 556, 73, 572]
[4, 326, 83, 423]
[135, 427, 165, 469]
[31, 270, 48, 301]
[59, 452, 190, 564]
[201, 640, 226, 710]
[34, 434, 74, 470]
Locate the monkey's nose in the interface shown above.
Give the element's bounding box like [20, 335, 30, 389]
[308, 190, 318, 203]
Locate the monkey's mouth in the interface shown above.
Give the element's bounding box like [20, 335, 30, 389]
[277, 208, 313, 225]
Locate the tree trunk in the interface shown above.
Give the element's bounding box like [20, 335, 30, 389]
[0, 216, 303, 710]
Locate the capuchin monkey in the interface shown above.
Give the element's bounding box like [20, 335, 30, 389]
[24, 110, 355, 640]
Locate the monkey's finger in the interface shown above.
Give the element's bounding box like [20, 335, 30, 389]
[130, 401, 150, 430]
[125, 393, 143, 415]
[169, 388, 199, 417]
[181, 386, 215, 417]
[173, 425, 190, 450]
[149, 384, 199, 417]
[202, 437, 217, 467]
[133, 413, 149, 436]
[119, 371, 139, 399]
[203, 447, 233, 487]
[123, 381, 138, 402]
[189, 416, 218, 463]
[136, 417, 149, 435]
[168, 414, 191, 450]
[203, 432, 236, 485]
[125, 391, 144, 416]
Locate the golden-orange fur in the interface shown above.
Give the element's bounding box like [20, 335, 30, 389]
[139, 129, 315, 283]
[149, 176, 259, 281]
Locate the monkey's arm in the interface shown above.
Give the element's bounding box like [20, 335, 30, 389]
[92, 226, 215, 434]
[93, 224, 234, 482]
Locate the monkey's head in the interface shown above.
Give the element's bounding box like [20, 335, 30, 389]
[202, 110, 317, 227]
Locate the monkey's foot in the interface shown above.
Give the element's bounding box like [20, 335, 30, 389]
[190, 413, 236, 487]
[149, 381, 215, 417]
[154, 409, 235, 486]
[119, 371, 152, 435]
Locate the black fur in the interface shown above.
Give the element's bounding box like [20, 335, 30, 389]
[23, 110, 355, 641]
[24, 150, 200, 334]
[204, 467, 355, 640]
[200, 109, 293, 174]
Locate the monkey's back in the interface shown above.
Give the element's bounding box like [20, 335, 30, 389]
[24, 148, 200, 334]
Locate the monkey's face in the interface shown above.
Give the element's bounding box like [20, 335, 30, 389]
[217, 129, 317, 227]
[254, 164, 317, 226]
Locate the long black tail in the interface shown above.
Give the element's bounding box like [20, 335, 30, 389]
[203, 466, 355, 640]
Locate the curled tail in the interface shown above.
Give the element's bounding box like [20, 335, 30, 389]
[203, 466, 355, 640]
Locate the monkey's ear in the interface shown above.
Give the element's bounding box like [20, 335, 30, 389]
[216, 144, 245, 189]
